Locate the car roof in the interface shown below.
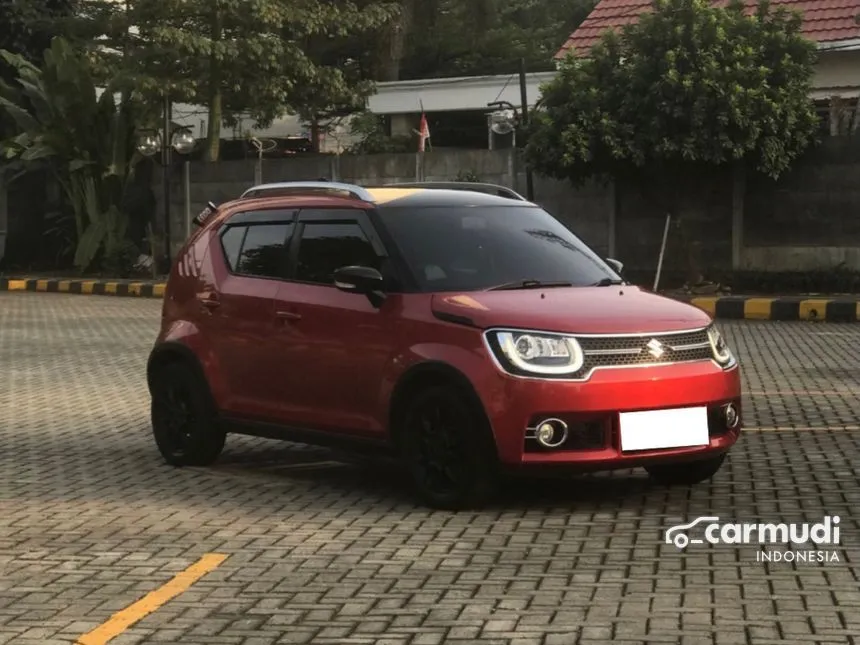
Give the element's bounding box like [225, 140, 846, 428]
[367, 187, 532, 209]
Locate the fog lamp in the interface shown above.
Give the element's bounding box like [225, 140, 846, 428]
[724, 403, 739, 429]
[535, 418, 569, 448]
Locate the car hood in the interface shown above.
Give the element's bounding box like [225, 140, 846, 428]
[431, 285, 712, 335]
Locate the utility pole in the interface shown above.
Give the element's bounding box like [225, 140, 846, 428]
[518, 57, 535, 201]
[162, 93, 172, 269]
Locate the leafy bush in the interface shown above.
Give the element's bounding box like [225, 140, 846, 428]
[0, 36, 143, 274]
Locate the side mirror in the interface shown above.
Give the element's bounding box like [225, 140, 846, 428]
[605, 257, 624, 274]
[334, 265, 384, 294]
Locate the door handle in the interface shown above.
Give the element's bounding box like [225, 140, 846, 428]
[197, 293, 220, 309]
[275, 310, 302, 321]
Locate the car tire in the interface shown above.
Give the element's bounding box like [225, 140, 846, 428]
[150, 360, 225, 467]
[399, 384, 500, 510]
[645, 454, 726, 486]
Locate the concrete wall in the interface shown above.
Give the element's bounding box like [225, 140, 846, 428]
[741, 137, 860, 271]
[0, 176, 7, 264]
[154, 148, 614, 260]
[614, 171, 735, 280]
[150, 139, 860, 280]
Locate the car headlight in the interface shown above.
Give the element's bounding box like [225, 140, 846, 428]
[707, 325, 735, 367]
[486, 329, 584, 376]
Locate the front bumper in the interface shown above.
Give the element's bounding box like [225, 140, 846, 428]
[483, 360, 742, 470]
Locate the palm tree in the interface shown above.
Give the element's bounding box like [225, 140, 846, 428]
[0, 36, 143, 272]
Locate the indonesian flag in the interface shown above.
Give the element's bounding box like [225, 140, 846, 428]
[418, 112, 431, 152]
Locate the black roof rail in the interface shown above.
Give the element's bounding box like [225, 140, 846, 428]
[381, 181, 527, 201]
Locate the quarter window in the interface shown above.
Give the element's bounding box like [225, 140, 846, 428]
[220, 225, 246, 271]
[295, 221, 381, 285]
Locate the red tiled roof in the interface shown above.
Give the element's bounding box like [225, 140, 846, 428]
[555, 0, 860, 58]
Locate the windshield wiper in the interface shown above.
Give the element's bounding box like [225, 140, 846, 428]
[591, 278, 626, 287]
[487, 279, 573, 291]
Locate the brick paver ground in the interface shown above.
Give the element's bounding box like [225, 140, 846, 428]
[0, 292, 859, 645]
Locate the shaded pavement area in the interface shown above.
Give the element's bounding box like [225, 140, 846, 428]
[1, 293, 859, 644]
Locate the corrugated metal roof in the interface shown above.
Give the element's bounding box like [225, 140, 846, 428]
[556, 0, 860, 58]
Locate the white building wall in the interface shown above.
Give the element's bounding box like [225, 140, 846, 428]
[812, 48, 860, 99]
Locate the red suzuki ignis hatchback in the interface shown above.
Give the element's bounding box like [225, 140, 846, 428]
[147, 181, 741, 509]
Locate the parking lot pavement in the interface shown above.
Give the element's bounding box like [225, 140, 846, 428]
[1, 292, 859, 645]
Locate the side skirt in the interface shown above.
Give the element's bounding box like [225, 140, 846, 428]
[217, 415, 398, 458]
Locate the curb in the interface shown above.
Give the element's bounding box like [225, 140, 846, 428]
[0, 277, 165, 298]
[685, 296, 860, 322]
[2, 278, 859, 321]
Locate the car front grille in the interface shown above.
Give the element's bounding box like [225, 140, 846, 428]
[577, 328, 713, 373]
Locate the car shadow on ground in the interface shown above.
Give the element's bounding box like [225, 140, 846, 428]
[209, 438, 709, 512]
[7, 431, 749, 516]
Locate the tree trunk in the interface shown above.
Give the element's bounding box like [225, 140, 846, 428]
[204, 7, 223, 162]
[310, 115, 321, 153]
[205, 88, 222, 162]
[376, 0, 415, 81]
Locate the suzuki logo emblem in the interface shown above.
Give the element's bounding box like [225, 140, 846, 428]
[645, 338, 665, 359]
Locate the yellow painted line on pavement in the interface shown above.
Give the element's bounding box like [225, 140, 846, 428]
[81, 281, 96, 294]
[36, 279, 49, 291]
[128, 282, 143, 296]
[104, 282, 118, 294]
[153, 284, 166, 297]
[58, 280, 71, 292]
[742, 298, 773, 320]
[75, 553, 228, 645]
[6, 279, 27, 291]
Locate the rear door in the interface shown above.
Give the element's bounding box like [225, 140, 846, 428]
[206, 207, 296, 420]
[271, 208, 399, 436]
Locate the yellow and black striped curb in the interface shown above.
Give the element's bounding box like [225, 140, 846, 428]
[0, 277, 166, 298]
[2, 279, 859, 320]
[686, 296, 860, 322]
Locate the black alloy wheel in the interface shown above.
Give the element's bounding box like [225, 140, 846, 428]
[150, 361, 225, 466]
[401, 384, 499, 510]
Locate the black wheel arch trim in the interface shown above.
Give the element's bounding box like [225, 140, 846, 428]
[146, 341, 212, 397]
[387, 359, 495, 449]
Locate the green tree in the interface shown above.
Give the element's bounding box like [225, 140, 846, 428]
[399, 0, 595, 80]
[0, 0, 77, 135]
[345, 111, 413, 154]
[68, 0, 400, 161]
[524, 0, 819, 280]
[0, 0, 76, 72]
[277, 0, 402, 151]
[0, 37, 143, 273]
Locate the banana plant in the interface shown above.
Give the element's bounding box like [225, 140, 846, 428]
[0, 36, 143, 272]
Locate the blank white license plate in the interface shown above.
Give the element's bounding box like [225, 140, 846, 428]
[619, 406, 710, 452]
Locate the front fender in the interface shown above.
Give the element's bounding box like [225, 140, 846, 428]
[378, 334, 509, 440]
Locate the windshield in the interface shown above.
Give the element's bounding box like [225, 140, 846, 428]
[376, 205, 620, 292]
